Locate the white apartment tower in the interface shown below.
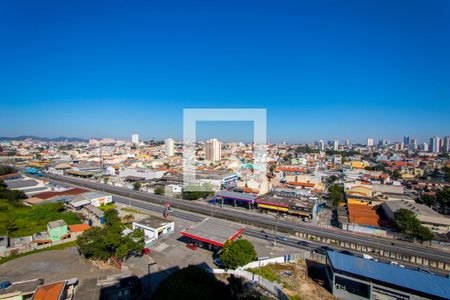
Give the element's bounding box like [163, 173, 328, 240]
[131, 134, 139, 144]
[165, 138, 175, 157]
[317, 139, 325, 151]
[366, 138, 374, 147]
[333, 140, 339, 151]
[430, 136, 441, 153]
[205, 138, 221, 162]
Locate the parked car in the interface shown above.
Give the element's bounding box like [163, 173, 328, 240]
[213, 258, 225, 268]
[186, 243, 198, 250]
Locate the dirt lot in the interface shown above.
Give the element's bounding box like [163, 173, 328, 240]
[250, 260, 335, 300]
[0, 247, 121, 283]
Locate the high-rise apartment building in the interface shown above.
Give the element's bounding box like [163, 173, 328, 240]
[430, 136, 441, 153]
[403, 136, 410, 146]
[333, 140, 339, 151]
[443, 136, 450, 153]
[165, 138, 175, 157]
[366, 138, 374, 147]
[131, 134, 139, 144]
[205, 138, 221, 162]
[316, 139, 325, 151]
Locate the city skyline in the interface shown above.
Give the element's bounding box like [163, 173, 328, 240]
[1, 1, 449, 142]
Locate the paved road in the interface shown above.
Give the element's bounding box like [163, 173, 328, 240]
[43, 174, 450, 267]
[112, 194, 449, 276]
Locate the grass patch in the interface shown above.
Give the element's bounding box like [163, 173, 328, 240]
[248, 265, 280, 283]
[99, 203, 116, 212]
[0, 240, 77, 265]
[121, 207, 148, 215]
[0, 201, 80, 237]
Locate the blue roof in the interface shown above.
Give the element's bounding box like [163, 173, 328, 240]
[327, 251, 450, 299]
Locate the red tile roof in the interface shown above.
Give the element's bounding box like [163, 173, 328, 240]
[33, 188, 89, 200]
[32, 281, 65, 300]
[69, 223, 90, 232]
[287, 182, 315, 188]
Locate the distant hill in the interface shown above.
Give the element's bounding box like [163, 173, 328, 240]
[0, 136, 88, 142]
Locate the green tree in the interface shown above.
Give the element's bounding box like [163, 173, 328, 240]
[414, 225, 434, 242]
[154, 187, 164, 195]
[104, 209, 121, 227]
[220, 239, 257, 269]
[76, 227, 111, 260]
[394, 209, 434, 241]
[329, 184, 344, 206]
[327, 175, 338, 185]
[392, 170, 402, 180]
[133, 182, 142, 191]
[420, 194, 436, 207]
[436, 187, 450, 211]
[0, 166, 17, 176]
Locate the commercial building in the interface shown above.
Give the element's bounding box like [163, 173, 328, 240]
[213, 190, 257, 208]
[382, 200, 450, 234]
[79, 191, 113, 207]
[180, 218, 244, 251]
[205, 138, 221, 162]
[164, 138, 175, 157]
[256, 193, 317, 219]
[325, 251, 450, 300]
[132, 216, 174, 246]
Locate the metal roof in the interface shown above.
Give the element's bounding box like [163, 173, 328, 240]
[180, 218, 244, 247]
[215, 191, 257, 202]
[327, 251, 450, 299]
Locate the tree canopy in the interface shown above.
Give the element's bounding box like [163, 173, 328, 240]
[182, 183, 215, 200]
[328, 184, 344, 206]
[220, 239, 257, 269]
[133, 182, 142, 191]
[77, 209, 144, 260]
[394, 209, 433, 241]
[154, 187, 164, 195]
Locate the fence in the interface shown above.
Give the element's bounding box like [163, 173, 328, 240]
[210, 269, 289, 300]
[239, 251, 311, 270]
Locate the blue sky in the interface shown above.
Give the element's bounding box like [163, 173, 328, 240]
[0, 0, 449, 143]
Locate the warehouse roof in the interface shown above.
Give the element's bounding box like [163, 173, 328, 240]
[180, 218, 244, 247]
[327, 251, 450, 299]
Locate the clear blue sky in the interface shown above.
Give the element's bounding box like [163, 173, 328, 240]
[0, 0, 449, 143]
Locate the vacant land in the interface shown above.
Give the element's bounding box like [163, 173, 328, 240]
[0, 201, 80, 237]
[249, 261, 335, 300]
